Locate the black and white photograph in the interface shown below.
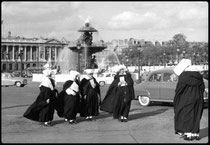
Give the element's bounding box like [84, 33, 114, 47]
[1, 1, 208, 143]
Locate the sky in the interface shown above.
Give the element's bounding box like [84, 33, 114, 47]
[1, 1, 208, 43]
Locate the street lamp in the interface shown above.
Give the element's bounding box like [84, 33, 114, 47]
[163, 51, 166, 68]
[18, 48, 24, 77]
[125, 55, 128, 68]
[176, 48, 180, 63]
[197, 53, 200, 65]
[138, 46, 143, 83]
[182, 49, 186, 58]
[37, 57, 39, 70]
[77, 44, 81, 72]
[5, 52, 9, 72]
[193, 52, 196, 65]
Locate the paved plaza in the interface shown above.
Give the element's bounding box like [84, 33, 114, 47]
[1, 79, 208, 143]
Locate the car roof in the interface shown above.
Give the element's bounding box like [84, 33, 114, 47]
[2, 72, 11, 74]
[149, 67, 175, 74]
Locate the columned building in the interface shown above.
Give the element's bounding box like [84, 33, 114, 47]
[1, 34, 67, 72]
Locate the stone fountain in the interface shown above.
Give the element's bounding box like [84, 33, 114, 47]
[32, 19, 107, 82]
[68, 18, 107, 73]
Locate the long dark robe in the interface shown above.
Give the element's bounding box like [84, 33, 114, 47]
[174, 71, 205, 134]
[23, 78, 57, 122]
[80, 77, 101, 117]
[56, 79, 81, 120]
[100, 72, 135, 118]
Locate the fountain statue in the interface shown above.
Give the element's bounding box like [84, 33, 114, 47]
[68, 18, 107, 73]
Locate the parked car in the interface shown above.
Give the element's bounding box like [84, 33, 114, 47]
[95, 72, 116, 86]
[134, 67, 208, 106]
[201, 70, 208, 80]
[1, 72, 27, 87]
[12, 70, 33, 78]
[23, 70, 33, 78]
[12, 70, 22, 77]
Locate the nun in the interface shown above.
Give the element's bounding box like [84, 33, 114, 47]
[100, 65, 135, 122]
[173, 59, 205, 141]
[23, 63, 58, 127]
[80, 74, 101, 121]
[57, 70, 81, 124]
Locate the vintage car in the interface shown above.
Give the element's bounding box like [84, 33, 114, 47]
[134, 67, 208, 106]
[95, 72, 116, 86]
[1, 72, 27, 87]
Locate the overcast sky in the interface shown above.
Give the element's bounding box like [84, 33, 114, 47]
[1, 1, 208, 43]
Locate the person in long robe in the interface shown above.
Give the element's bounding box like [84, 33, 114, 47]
[23, 64, 58, 127]
[173, 59, 205, 141]
[80, 74, 101, 121]
[57, 70, 81, 124]
[100, 65, 135, 122]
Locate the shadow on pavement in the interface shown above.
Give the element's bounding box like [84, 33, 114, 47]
[200, 127, 208, 139]
[2, 104, 30, 109]
[128, 108, 168, 121]
[52, 119, 66, 125]
[52, 111, 113, 125]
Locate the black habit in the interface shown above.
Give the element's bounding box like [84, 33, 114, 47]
[23, 78, 57, 123]
[174, 71, 205, 134]
[80, 77, 101, 117]
[100, 72, 135, 119]
[56, 79, 81, 120]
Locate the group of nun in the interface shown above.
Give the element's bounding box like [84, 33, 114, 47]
[23, 64, 135, 126]
[23, 58, 205, 141]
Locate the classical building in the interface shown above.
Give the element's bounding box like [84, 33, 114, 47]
[1, 32, 67, 72]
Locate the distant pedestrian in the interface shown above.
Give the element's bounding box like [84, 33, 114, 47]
[100, 65, 135, 122]
[173, 59, 205, 141]
[57, 70, 81, 124]
[23, 63, 58, 127]
[80, 74, 101, 121]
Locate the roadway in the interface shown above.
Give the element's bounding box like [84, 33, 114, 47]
[1, 79, 208, 143]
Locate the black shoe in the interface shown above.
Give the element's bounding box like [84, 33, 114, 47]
[43, 122, 53, 127]
[183, 136, 193, 141]
[175, 131, 184, 137]
[193, 136, 200, 141]
[69, 120, 76, 124]
[73, 120, 78, 124]
[123, 119, 128, 122]
[118, 118, 123, 122]
[120, 118, 124, 122]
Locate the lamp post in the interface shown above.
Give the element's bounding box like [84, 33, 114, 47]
[163, 51, 166, 68]
[138, 46, 143, 83]
[193, 52, 196, 65]
[37, 57, 39, 71]
[176, 48, 180, 63]
[182, 48, 186, 59]
[5, 52, 9, 72]
[125, 55, 129, 68]
[77, 44, 81, 72]
[197, 53, 200, 65]
[18, 48, 24, 77]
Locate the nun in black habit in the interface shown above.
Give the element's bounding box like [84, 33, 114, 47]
[56, 70, 81, 124]
[79, 74, 101, 121]
[23, 64, 58, 127]
[100, 65, 135, 122]
[173, 59, 205, 141]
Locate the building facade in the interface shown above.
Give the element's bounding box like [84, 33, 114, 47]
[1, 34, 67, 73]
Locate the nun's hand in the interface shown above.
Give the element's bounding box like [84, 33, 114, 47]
[46, 99, 50, 104]
[118, 82, 122, 86]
